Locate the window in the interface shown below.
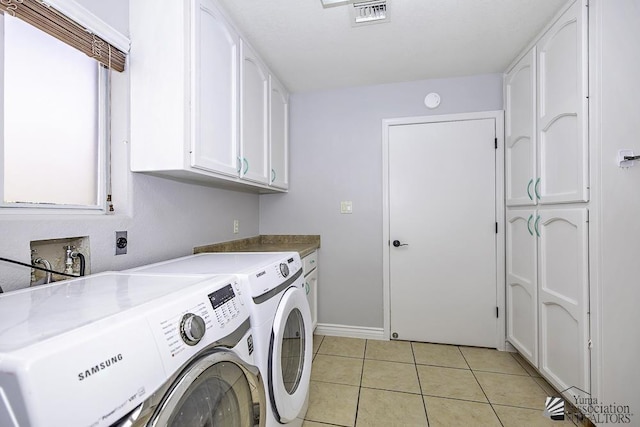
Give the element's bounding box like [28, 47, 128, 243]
[0, 0, 128, 213]
[1, 13, 108, 209]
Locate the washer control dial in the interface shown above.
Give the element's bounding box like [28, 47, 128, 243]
[279, 262, 290, 278]
[180, 313, 206, 346]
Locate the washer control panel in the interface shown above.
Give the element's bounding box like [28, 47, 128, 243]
[248, 255, 303, 298]
[148, 277, 249, 372]
[208, 283, 242, 326]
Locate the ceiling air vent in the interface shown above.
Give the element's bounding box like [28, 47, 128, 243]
[350, 0, 390, 26]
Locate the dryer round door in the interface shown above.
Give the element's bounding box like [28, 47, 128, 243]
[269, 286, 313, 423]
[151, 351, 265, 427]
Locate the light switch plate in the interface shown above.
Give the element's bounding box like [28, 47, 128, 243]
[340, 201, 353, 214]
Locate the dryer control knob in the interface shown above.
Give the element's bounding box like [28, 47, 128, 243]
[180, 313, 206, 346]
[279, 263, 289, 278]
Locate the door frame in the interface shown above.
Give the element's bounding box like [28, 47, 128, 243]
[381, 110, 506, 350]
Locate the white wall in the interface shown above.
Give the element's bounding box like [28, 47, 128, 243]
[592, 0, 640, 416]
[0, 0, 260, 293]
[259, 74, 503, 328]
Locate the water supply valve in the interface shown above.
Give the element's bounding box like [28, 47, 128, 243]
[63, 245, 86, 276]
[64, 245, 76, 275]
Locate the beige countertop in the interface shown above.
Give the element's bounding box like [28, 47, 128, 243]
[194, 235, 320, 258]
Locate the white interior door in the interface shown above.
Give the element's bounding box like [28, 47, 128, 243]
[389, 118, 497, 347]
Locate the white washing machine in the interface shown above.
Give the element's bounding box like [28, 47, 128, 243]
[0, 271, 266, 427]
[127, 252, 313, 427]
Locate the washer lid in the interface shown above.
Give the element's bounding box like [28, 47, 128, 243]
[127, 252, 304, 300]
[0, 272, 231, 352]
[127, 252, 297, 275]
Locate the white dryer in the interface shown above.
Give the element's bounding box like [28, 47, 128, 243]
[127, 252, 313, 427]
[0, 272, 266, 427]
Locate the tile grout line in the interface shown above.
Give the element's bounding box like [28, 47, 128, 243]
[411, 342, 431, 427]
[459, 346, 506, 427]
[352, 339, 368, 427]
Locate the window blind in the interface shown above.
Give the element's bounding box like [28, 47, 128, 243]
[0, 0, 126, 72]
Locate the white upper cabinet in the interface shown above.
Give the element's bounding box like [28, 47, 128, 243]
[505, 48, 537, 206]
[130, 0, 288, 192]
[537, 1, 589, 204]
[505, 0, 588, 206]
[240, 40, 269, 185]
[269, 76, 289, 190]
[192, 0, 239, 177]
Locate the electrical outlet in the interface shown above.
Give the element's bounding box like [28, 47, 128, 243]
[233, 220, 239, 234]
[115, 231, 128, 255]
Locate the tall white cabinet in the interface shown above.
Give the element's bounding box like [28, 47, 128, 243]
[130, 0, 289, 192]
[505, 0, 590, 398]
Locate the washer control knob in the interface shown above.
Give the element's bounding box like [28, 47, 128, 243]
[279, 263, 289, 278]
[180, 313, 206, 346]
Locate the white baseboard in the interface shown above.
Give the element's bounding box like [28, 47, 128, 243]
[315, 323, 385, 340]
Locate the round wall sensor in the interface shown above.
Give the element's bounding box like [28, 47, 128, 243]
[424, 92, 441, 109]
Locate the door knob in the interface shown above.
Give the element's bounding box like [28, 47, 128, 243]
[392, 240, 408, 247]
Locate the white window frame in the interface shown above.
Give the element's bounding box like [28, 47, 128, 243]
[0, 13, 110, 215]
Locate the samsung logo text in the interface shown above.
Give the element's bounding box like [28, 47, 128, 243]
[78, 354, 123, 381]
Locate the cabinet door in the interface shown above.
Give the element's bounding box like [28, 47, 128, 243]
[305, 268, 318, 331]
[191, 0, 240, 177]
[269, 76, 289, 190]
[505, 48, 537, 207]
[506, 209, 538, 366]
[537, 208, 589, 397]
[537, 1, 589, 204]
[239, 40, 269, 184]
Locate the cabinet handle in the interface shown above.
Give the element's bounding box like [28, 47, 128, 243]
[534, 178, 541, 200]
[271, 169, 276, 183]
[534, 215, 541, 237]
[305, 281, 310, 295]
[527, 179, 534, 200]
[527, 214, 534, 236]
[243, 158, 249, 174]
[236, 157, 242, 173]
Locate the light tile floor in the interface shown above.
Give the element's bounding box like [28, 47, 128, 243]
[304, 335, 579, 427]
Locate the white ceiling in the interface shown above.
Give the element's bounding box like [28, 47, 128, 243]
[216, 0, 567, 93]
